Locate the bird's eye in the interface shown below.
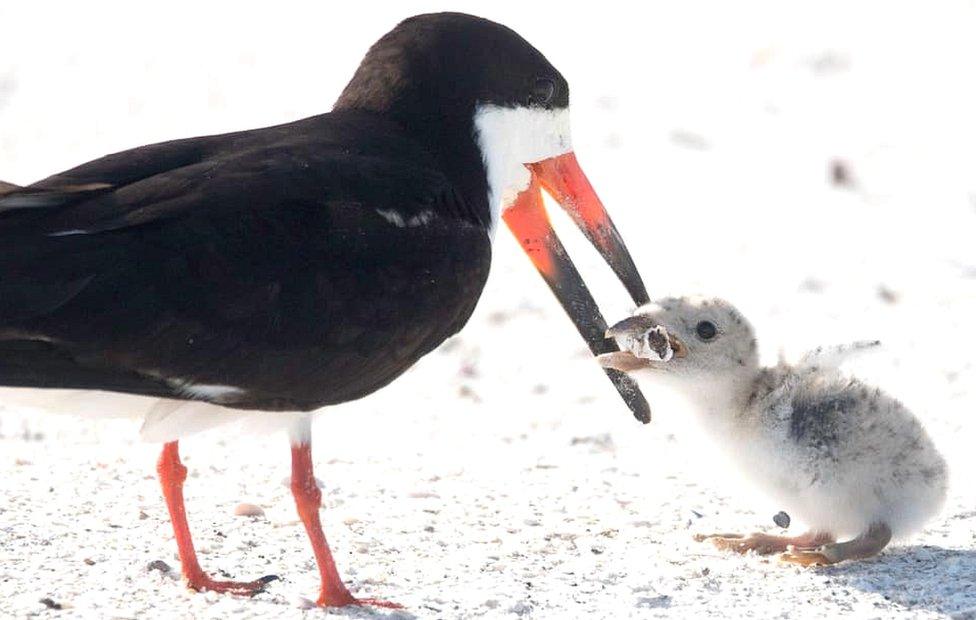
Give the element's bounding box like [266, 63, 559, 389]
[695, 320, 718, 341]
[528, 78, 555, 106]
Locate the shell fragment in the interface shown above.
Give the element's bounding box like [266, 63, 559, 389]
[628, 325, 674, 362]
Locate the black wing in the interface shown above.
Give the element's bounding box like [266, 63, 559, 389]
[0, 112, 491, 409]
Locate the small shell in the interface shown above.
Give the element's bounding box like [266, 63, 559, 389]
[233, 503, 265, 517]
[629, 325, 674, 362]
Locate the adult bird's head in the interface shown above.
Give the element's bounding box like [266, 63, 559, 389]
[335, 13, 652, 422]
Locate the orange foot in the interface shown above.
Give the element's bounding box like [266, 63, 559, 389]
[187, 574, 278, 596]
[695, 531, 835, 556]
[315, 588, 402, 608]
[780, 549, 833, 567]
[694, 532, 787, 555]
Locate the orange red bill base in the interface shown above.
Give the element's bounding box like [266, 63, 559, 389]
[503, 159, 651, 424]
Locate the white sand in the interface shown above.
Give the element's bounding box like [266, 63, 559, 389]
[2, 2, 975, 618]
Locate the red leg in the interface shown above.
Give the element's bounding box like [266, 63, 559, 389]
[290, 441, 401, 608]
[157, 441, 274, 596]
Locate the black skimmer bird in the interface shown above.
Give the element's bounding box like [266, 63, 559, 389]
[0, 12, 650, 607]
[601, 297, 947, 565]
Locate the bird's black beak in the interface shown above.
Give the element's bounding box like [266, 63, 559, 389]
[502, 152, 652, 423]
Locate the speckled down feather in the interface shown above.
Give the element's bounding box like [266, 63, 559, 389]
[606, 296, 948, 542]
[744, 363, 947, 539]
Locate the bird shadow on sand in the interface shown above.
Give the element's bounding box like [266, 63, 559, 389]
[818, 545, 976, 616]
[318, 604, 418, 620]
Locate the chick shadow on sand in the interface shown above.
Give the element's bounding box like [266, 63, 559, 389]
[819, 545, 976, 616]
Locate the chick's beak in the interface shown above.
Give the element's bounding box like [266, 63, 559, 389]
[597, 315, 687, 373]
[503, 151, 651, 423]
[596, 351, 652, 373]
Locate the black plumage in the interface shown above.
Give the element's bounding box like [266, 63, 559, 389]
[0, 110, 490, 410]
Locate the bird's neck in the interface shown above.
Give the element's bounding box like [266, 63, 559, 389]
[671, 370, 762, 435]
[424, 114, 494, 230]
[335, 96, 493, 231]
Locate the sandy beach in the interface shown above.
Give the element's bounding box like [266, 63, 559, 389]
[2, 2, 975, 617]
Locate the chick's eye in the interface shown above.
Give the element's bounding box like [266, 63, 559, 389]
[695, 320, 717, 341]
[528, 77, 555, 106]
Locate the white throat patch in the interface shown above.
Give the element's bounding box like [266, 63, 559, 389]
[473, 104, 573, 236]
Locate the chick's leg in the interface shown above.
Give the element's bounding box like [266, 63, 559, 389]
[781, 522, 892, 566]
[695, 531, 835, 555]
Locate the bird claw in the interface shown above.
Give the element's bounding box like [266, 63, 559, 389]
[186, 574, 278, 596]
[780, 547, 833, 567]
[694, 533, 744, 552]
[315, 593, 403, 609]
[694, 532, 784, 555]
[695, 531, 835, 556]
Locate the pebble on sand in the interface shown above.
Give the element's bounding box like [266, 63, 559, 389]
[773, 511, 791, 529]
[234, 503, 265, 517]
